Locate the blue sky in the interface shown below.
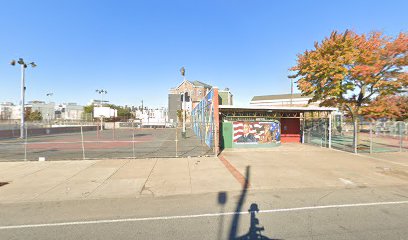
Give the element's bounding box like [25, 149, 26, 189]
[1, 0, 407, 107]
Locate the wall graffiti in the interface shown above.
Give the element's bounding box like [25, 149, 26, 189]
[233, 121, 281, 144]
[191, 89, 215, 148]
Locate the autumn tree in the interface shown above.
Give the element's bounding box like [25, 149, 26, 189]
[290, 30, 407, 117]
[361, 95, 408, 120]
[25, 109, 42, 121]
[290, 30, 408, 151]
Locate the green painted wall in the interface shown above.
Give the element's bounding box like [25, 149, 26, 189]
[221, 122, 233, 148]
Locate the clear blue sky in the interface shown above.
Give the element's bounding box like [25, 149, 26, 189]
[1, 0, 407, 107]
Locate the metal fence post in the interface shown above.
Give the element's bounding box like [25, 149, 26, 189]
[175, 121, 178, 157]
[369, 121, 373, 154]
[399, 122, 403, 152]
[80, 123, 86, 160]
[353, 118, 358, 154]
[24, 125, 27, 161]
[132, 122, 135, 158]
[328, 113, 332, 149]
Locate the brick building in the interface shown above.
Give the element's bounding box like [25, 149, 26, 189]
[168, 80, 212, 123]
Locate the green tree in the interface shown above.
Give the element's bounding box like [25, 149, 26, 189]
[25, 109, 42, 121]
[83, 105, 94, 114]
[106, 104, 133, 121]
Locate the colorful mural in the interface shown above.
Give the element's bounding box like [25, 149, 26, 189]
[191, 89, 215, 148]
[233, 121, 281, 144]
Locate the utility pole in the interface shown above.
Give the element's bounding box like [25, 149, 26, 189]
[10, 58, 37, 139]
[290, 78, 293, 106]
[180, 67, 186, 138]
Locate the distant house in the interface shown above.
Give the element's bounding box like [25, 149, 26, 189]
[26, 101, 56, 121]
[135, 108, 168, 127]
[250, 93, 318, 107]
[56, 103, 84, 120]
[168, 80, 212, 123]
[0, 102, 21, 121]
[218, 88, 234, 105]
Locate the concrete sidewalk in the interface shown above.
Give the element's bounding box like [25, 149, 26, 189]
[1, 144, 407, 204]
[0, 157, 242, 203]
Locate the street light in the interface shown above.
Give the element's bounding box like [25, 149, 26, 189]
[10, 58, 37, 139]
[46, 93, 54, 125]
[180, 67, 186, 138]
[95, 89, 108, 107]
[95, 89, 108, 131]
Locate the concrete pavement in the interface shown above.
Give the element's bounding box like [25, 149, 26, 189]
[1, 144, 408, 239]
[0, 157, 242, 203]
[1, 144, 408, 203]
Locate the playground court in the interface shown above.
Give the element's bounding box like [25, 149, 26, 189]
[0, 127, 213, 161]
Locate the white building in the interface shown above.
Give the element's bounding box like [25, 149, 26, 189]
[0, 102, 21, 120]
[56, 103, 84, 120]
[26, 101, 56, 121]
[135, 108, 168, 127]
[250, 93, 319, 107]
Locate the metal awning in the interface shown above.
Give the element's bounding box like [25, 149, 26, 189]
[219, 105, 337, 112]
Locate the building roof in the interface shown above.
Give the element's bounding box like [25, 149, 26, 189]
[191, 80, 212, 88]
[251, 93, 310, 102]
[170, 80, 212, 91]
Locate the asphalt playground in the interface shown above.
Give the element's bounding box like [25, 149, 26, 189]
[0, 127, 213, 161]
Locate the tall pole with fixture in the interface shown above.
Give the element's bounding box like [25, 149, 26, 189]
[11, 58, 37, 139]
[95, 89, 108, 131]
[180, 67, 186, 138]
[290, 78, 294, 106]
[46, 93, 53, 126]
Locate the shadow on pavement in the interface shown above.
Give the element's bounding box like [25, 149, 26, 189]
[218, 166, 281, 240]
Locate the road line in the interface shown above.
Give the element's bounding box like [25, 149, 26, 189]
[1, 200, 408, 230]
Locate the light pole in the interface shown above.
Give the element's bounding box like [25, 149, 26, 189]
[180, 67, 186, 138]
[46, 93, 53, 125]
[95, 89, 107, 131]
[11, 58, 37, 139]
[95, 89, 108, 107]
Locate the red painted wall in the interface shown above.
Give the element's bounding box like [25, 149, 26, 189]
[280, 118, 301, 143]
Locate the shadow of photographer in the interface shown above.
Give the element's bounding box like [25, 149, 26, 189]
[218, 166, 282, 240]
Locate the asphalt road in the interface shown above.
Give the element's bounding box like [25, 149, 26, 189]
[1, 186, 408, 240]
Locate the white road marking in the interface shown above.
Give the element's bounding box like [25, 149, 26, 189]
[1, 200, 408, 230]
[339, 178, 355, 185]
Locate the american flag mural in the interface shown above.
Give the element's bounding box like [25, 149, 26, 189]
[233, 121, 280, 144]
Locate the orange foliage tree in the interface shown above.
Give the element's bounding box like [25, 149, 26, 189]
[361, 95, 408, 120]
[290, 30, 408, 119]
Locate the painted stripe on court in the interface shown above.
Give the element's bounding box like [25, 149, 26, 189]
[357, 154, 408, 167]
[330, 148, 408, 167]
[339, 178, 355, 185]
[1, 200, 408, 230]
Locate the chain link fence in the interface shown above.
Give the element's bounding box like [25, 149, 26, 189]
[303, 116, 408, 153]
[0, 121, 215, 161]
[303, 118, 329, 148]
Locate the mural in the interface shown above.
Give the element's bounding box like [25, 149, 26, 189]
[233, 121, 281, 144]
[191, 89, 215, 148]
